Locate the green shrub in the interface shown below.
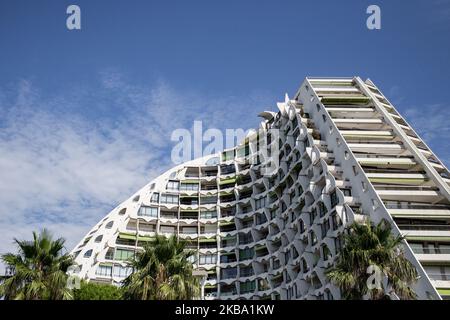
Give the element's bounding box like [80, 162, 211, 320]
[73, 281, 122, 300]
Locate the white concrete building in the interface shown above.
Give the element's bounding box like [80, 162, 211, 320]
[71, 77, 450, 300]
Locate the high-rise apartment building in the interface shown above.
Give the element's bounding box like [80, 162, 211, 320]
[71, 77, 450, 300]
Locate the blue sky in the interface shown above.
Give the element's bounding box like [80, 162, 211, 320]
[1, 0, 450, 261]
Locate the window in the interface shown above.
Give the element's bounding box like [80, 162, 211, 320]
[181, 227, 197, 234]
[166, 180, 179, 190]
[239, 280, 256, 294]
[222, 150, 235, 161]
[105, 221, 114, 229]
[256, 213, 267, 225]
[255, 197, 266, 209]
[94, 235, 103, 243]
[309, 208, 317, 225]
[199, 254, 217, 265]
[301, 258, 309, 273]
[424, 266, 450, 281]
[240, 266, 254, 277]
[332, 212, 343, 230]
[118, 208, 126, 215]
[83, 249, 92, 258]
[239, 247, 254, 260]
[236, 145, 250, 158]
[200, 196, 217, 204]
[330, 191, 339, 207]
[321, 219, 330, 238]
[105, 248, 114, 260]
[115, 249, 134, 261]
[335, 236, 343, 253]
[220, 164, 235, 174]
[341, 188, 352, 197]
[284, 250, 290, 263]
[180, 183, 199, 191]
[221, 267, 237, 279]
[96, 264, 112, 277]
[322, 245, 332, 261]
[113, 265, 133, 278]
[160, 194, 179, 204]
[310, 231, 318, 246]
[187, 255, 197, 264]
[200, 210, 217, 219]
[150, 193, 159, 203]
[318, 201, 327, 217]
[299, 219, 305, 233]
[160, 225, 176, 234]
[139, 222, 155, 233]
[138, 206, 158, 217]
[239, 232, 253, 244]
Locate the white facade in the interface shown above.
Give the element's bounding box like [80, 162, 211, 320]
[71, 77, 450, 300]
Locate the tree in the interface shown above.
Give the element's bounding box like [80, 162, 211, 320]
[73, 280, 122, 300]
[0, 229, 74, 300]
[326, 220, 418, 300]
[122, 235, 200, 300]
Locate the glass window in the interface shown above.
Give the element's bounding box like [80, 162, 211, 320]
[114, 249, 134, 261]
[96, 264, 112, 277]
[255, 197, 266, 209]
[199, 254, 217, 265]
[113, 265, 133, 278]
[187, 255, 197, 264]
[83, 249, 92, 258]
[200, 196, 217, 204]
[221, 267, 237, 279]
[166, 180, 179, 190]
[330, 191, 339, 207]
[160, 194, 179, 204]
[150, 193, 159, 203]
[240, 280, 256, 293]
[409, 242, 424, 254]
[239, 247, 254, 260]
[181, 227, 197, 234]
[138, 206, 158, 217]
[200, 210, 217, 219]
[105, 248, 114, 260]
[160, 225, 176, 234]
[180, 183, 199, 191]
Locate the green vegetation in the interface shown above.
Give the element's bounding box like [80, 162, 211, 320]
[122, 235, 200, 300]
[1, 231, 200, 300]
[73, 281, 123, 300]
[0, 229, 74, 300]
[326, 220, 418, 300]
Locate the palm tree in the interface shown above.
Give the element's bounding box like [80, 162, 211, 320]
[122, 235, 200, 300]
[326, 220, 418, 300]
[0, 229, 74, 300]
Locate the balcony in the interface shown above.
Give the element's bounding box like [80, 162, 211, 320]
[320, 95, 370, 105]
[221, 268, 237, 279]
[220, 254, 237, 264]
[219, 222, 236, 233]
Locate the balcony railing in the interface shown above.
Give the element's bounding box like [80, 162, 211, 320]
[397, 224, 450, 231]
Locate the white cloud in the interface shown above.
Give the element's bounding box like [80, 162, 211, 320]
[0, 73, 275, 270]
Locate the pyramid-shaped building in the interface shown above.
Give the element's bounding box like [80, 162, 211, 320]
[71, 77, 450, 300]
